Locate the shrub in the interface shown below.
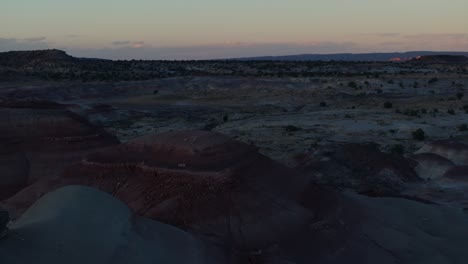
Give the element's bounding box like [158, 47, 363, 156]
[412, 128, 426, 141]
[223, 114, 229, 122]
[448, 109, 455, 115]
[285, 125, 301, 132]
[319, 101, 327, 107]
[404, 109, 419, 117]
[457, 92, 464, 100]
[459, 124, 468, 132]
[383, 102, 393, 108]
[390, 144, 404, 155]
[347, 81, 357, 89]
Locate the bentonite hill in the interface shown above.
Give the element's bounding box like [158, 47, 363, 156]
[1, 50, 468, 263]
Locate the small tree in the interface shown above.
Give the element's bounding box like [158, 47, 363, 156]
[412, 128, 426, 141]
[348, 81, 357, 89]
[383, 102, 393, 108]
[285, 125, 301, 132]
[390, 144, 404, 155]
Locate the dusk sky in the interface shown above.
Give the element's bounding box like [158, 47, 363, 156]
[2, 0, 468, 59]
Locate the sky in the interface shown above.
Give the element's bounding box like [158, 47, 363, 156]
[1, 0, 468, 59]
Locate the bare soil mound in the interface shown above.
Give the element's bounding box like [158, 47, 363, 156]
[408, 153, 455, 180]
[2, 131, 310, 241]
[4, 133, 468, 263]
[0, 185, 224, 264]
[416, 140, 468, 165]
[0, 105, 118, 199]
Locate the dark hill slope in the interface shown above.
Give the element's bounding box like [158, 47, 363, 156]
[409, 55, 468, 64]
[0, 49, 75, 68]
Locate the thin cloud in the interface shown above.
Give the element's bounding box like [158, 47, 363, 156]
[357, 33, 401, 37]
[112, 41, 131, 45]
[379, 41, 406, 46]
[404, 33, 468, 40]
[131, 41, 144, 48]
[65, 34, 85, 38]
[24, 37, 47, 42]
[112, 40, 145, 48]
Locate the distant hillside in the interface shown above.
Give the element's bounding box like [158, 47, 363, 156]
[0, 49, 76, 68]
[409, 55, 468, 64]
[1, 49, 467, 82]
[232, 51, 468, 62]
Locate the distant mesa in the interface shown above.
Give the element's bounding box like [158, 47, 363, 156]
[232, 51, 468, 62]
[0, 49, 75, 68]
[2, 49, 468, 63]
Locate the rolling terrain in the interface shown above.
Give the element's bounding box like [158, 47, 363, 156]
[2, 50, 468, 263]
